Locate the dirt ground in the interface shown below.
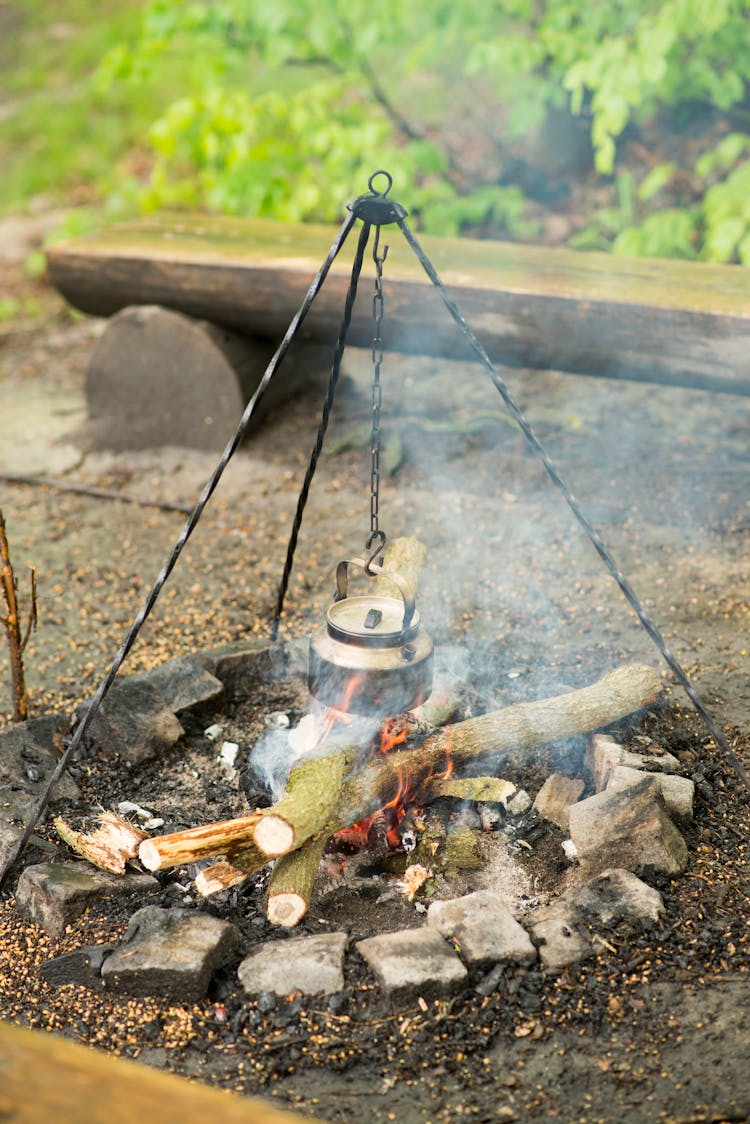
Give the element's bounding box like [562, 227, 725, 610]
[1, 252, 750, 1122]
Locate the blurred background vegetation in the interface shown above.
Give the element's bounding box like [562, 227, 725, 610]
[4, 0, 750, 265]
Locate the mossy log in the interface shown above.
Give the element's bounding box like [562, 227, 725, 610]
[266, 832, 329, 927]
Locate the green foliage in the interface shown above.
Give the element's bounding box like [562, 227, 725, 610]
[6, 0, 750, 262]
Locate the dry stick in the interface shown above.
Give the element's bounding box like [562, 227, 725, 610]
[0, 509, 37, 722]
[0, 474, 193, 515]
[138, 812, 263, 871]
[253, 661, 664, 861]
[54, 812, 148, 876]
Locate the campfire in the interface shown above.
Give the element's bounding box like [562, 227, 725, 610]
[52, 594, 670, 940]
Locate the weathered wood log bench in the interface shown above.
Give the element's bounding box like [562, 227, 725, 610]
[46, 212, 750, 449]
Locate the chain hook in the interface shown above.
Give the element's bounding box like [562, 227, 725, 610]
[364, 529, 387, 574]
[372, 224, 389, 268]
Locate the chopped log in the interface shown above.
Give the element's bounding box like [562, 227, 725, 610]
[254, 662, 663, 860]
[46, 213, 750, 395]
[374, 536, 429, 598]
[252, 752, 349, 858]
[54, 812, 148, 875]
[138, 812, 262, 871]
[84, 305, 328, 452]
[194, 859, 255, 897]
[430, 776, 517, 804]
[266, 833, 328, 928]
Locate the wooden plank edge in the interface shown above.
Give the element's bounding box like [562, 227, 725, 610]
[0, 1020, 318, 1124]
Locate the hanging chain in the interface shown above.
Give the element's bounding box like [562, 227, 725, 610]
[366, 225, 388, 572]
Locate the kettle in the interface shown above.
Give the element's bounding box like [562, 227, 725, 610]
[308, 558, 433, 716]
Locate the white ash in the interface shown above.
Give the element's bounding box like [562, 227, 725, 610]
[116, 801, 164, 832]
[203, 723, 223, 742]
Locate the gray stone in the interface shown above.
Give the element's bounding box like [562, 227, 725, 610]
[568, 777, 688, 876]
[533, 773, 585, 830]
[356, 928, 468, 1000]
[427, 890, 537, 968]
[15, 861, 158, 938]
[130, 655, 224, 715]
[0, 718, 78, 800]
[75, 678, 184, 766]
[525, 903, 592, 971]
[506, 788, 532, 817]
[40, 943, 115, 989]
[199, 639, 291, 701]
[563, 868, 665, 925]
[607, 765, 695, 821]
[586, 734, 681, 792]
[102, 906, 240, 1001]
[0, 788, 59, 870]
[238, 932, 348, 997]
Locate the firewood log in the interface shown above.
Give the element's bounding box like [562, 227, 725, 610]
[137, 812, 262, 871]
[266, 833, 328, 927]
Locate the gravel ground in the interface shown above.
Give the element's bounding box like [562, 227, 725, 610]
[1, 270, 750, 1121]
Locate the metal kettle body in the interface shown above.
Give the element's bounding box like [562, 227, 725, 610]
[308, 558, 433, 716]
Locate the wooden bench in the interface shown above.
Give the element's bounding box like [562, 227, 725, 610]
[0, 1018, 317, 1123]
[46, 213, 750, 447]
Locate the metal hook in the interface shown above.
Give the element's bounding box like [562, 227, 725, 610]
[372, 225, 389, 267]
[364, 529, 387, 574]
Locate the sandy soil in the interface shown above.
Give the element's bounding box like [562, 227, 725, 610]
[1, 264, 749, 1121]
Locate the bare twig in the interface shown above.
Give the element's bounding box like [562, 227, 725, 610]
[0, 509, 36, 722]
[0, 474, 192, 515]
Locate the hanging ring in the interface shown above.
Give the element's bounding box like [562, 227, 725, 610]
[348, 170, 407, 225]
[368, 170, 393, 197]
[364, 530, 387, 574]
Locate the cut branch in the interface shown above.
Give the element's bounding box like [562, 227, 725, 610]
[266, 833, 328, 928]
[0, 509, 35, 722]
[137, 812, 262, 871]
[252, 752, 349, 857]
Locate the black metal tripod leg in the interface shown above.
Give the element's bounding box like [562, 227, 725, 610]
[396, 214, 749, 792]
[272, 221, 373, 636]
[0, 209, 359, 892]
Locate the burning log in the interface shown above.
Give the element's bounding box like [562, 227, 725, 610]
[137, 812, 263, 871]
[252, 662, 664, 863]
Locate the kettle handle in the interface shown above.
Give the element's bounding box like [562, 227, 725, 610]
[335, 558, 416, 633]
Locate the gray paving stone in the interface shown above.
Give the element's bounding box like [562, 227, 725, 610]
[525, 903, 592, 971]
[427, 890, 537, 968]
[0, 718, 78, 800]
[356, 927, 468, 1000]
[607, 765, 694, 821]
[586, 734, 681, 792]
[0, 788, 58, 870]
[15, 861, 158, 938]
[532, 773, 585, 830]
[568, 776, 688, 876]
[238, 932, 348, 997]
[563, 868, 665, 925]
[74, 678, 184, 766]
[102, 906, 240, 1001]
[130, 655, 224, 715]
[40, 943, 115, 989]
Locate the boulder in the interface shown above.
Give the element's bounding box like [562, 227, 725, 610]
[532, 773, 585, 830]
[427, 890, 537, 968]
[356, 928, 467, 1000]
[15, 861, 158, 938]
[238, 932, 348, 997]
